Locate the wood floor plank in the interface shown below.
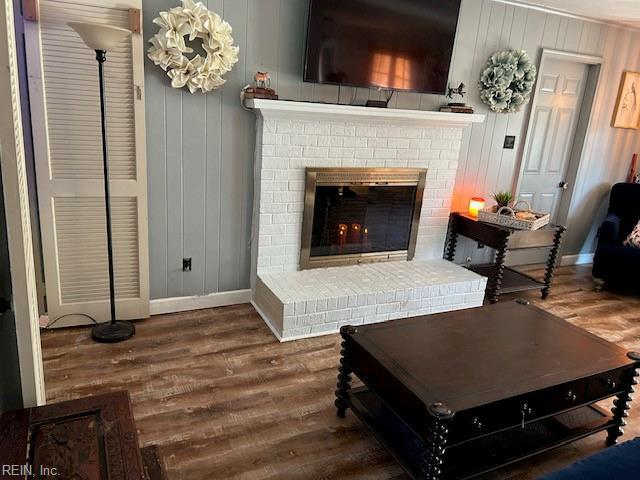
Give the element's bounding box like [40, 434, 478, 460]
[41, 265, 640, 479]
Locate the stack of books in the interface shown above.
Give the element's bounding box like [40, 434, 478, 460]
[243, 87, 278, 100]
[439, 105, 474, 114]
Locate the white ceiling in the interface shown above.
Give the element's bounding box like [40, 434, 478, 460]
[512, 0, 640, 28]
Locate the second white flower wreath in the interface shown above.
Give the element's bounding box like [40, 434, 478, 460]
[478, 49, 536, 113]
[147, 0, 239, 93]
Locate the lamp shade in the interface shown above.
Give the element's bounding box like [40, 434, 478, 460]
[68, 22, 131, 51]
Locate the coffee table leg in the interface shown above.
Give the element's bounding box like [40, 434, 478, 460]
[335, 326, 357, 418]
[488, 233, 509, 304]
[542, 226, 566, 300]
[445, 215, 458, 262]
[607, 354, 640, 445]
[421, 403, 454, 480]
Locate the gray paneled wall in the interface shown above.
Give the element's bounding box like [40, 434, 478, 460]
[449, 1, 640, 264]
[143, 0, 640, 299]
[145, 0, 257, 299]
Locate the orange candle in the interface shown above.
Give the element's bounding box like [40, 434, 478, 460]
[468, 197, 485, 218]
[338, 224, 347, 253]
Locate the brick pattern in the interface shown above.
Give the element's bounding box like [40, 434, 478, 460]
[254, 260, 487, 340]
[255, 118, 464, 274]
[251, 115, 486, 341]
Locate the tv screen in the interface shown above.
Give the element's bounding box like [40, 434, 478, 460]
[304, 0, 462, 95]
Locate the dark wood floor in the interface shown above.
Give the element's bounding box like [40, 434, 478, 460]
[41, 265, 640, 480]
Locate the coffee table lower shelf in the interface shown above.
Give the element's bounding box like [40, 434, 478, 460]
[347, 387, 614, 480]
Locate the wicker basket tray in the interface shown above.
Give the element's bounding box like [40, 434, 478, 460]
[478, 200, 550, 230]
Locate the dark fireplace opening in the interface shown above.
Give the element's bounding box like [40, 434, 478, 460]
[300, 168, 426, 269]
[310, 185, 417, 258]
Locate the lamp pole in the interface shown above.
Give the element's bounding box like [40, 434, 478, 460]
[68, 22, 134, 342]
[96, 49, 117, 328]
[89, 47, 134, 343]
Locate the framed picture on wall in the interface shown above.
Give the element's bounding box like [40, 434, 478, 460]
[612, 71, 640, 129]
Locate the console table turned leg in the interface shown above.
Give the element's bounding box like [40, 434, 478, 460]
[335, 326, 357, 418]
[606, 353, 640, 446]
[488, 232, 510, 304]
[420, 403, 454, 480]
[445, 216, 458, 262]
[542, 226, 566, 299]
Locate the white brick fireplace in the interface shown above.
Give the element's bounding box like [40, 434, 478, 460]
[247, 99, 487, 340]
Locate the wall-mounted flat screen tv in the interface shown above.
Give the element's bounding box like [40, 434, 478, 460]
[304, 0, 462, 95]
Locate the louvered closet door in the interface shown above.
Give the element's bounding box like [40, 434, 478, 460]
[25, 0, 149, 327]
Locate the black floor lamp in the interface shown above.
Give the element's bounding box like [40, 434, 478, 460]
[68, 22, 135, 343]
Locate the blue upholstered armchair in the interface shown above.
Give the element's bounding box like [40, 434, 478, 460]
[592, 183, 640, 287]
[540, 436, 640, 480]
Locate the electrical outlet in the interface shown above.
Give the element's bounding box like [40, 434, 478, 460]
[182, 257, 192, 272]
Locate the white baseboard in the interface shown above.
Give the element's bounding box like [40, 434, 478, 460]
[560, 253, 594, 266]
[150, 289, 251, 316]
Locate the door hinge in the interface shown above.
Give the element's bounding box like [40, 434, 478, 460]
[22, 0, 39, 21]
[128, 8, 141, 34]
[135, 85, 142, 101]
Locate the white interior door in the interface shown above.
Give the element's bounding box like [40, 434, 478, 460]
[509, 57, 591, 267]
[517, 58, 589, 223]
[25, 0, 149, 327]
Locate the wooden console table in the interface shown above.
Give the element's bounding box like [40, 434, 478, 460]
[445, 212, 566, 303]
[336, 301, 640, 480]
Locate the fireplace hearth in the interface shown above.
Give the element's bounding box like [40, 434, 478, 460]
[300, 168, 426, 269]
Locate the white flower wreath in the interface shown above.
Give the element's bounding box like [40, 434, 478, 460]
[147, 0, 239, 93]
[478, 50, 537, 113]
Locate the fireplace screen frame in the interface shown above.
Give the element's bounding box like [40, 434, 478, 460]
[300, 167, 427, 270]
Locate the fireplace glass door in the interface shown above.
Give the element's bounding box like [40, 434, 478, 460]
[310, 185, 417, 257]
[300, 168, 426, 269]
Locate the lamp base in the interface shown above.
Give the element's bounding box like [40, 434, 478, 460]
[91, 320, 135, 343]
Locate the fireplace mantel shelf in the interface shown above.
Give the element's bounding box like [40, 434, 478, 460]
[245, 99, 485, 126]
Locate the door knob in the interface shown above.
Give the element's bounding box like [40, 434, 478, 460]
[559, 181, 569, 190]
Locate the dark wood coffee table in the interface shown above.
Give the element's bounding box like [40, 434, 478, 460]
[335, 301, 640, 480]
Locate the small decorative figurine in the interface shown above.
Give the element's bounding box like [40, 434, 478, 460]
[242, 71, 278, 100]
[440, 81, 473, 114]
[446, 82, 467, 106]
[254, 71, 271, 89]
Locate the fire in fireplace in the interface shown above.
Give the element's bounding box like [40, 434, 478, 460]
[300, 168, 426, 269]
